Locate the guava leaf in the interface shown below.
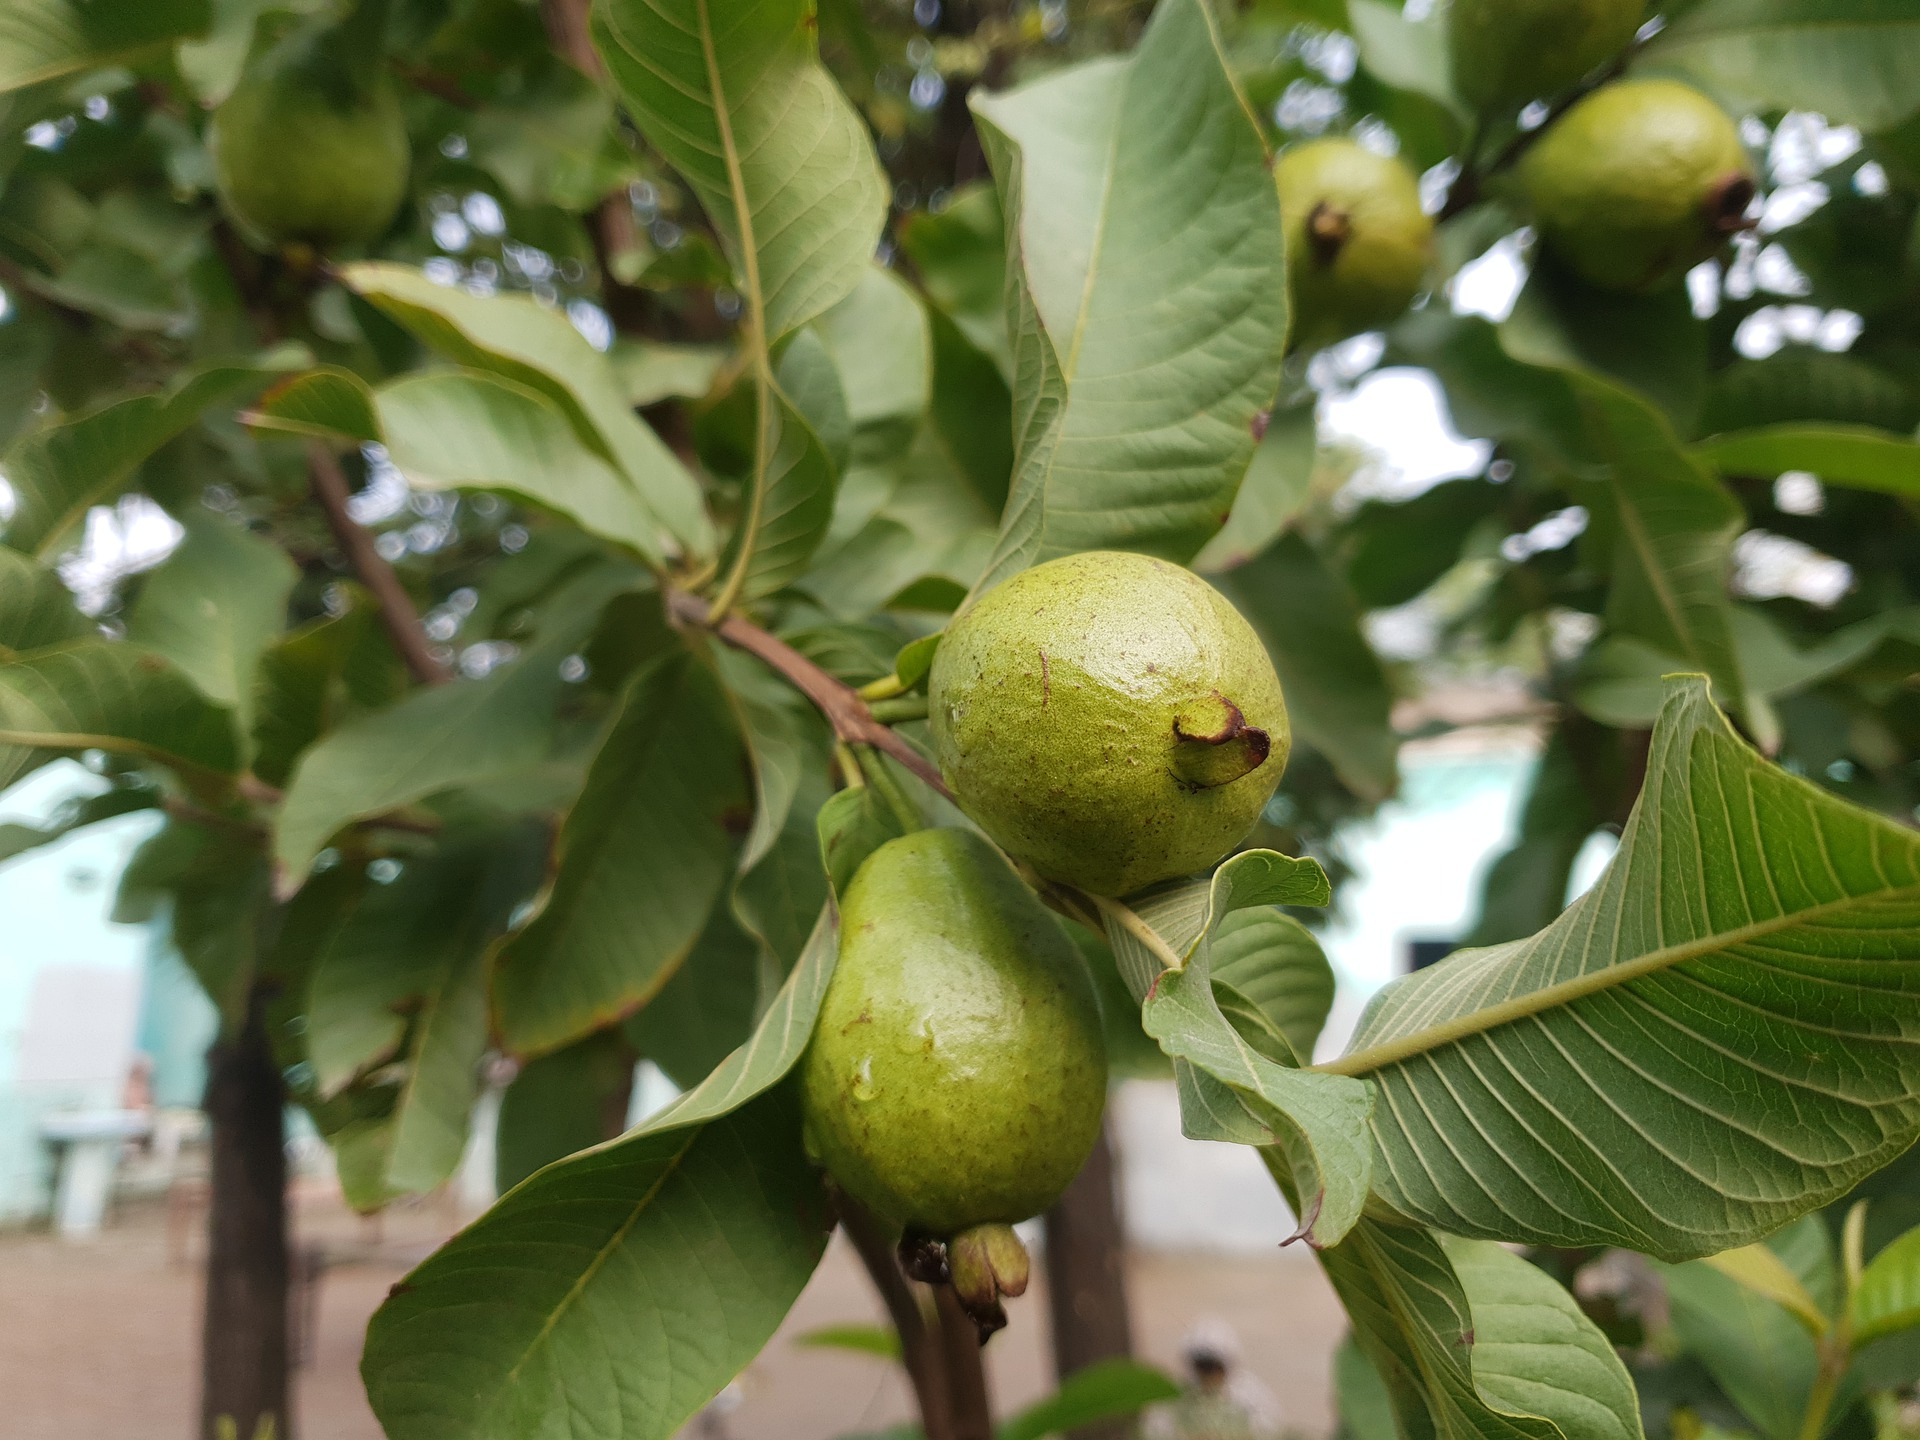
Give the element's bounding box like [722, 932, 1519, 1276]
[1318, 1212, 1639, 1440]
[1100, 850, 1369, 1246]
[1640, 0, 1920, 131]
[1, 352, 305, 559]
[1222, 532, 1399, 803]
[1854, 1223, 1920, 1345]
[0, 0, 209, 94]
[491, 650, 750, 1058]
[1328, 675, 1920, 1260]
[1692, 423, 1920, 501]
[968, 0, 1287, 595]
[362, 909, 841, 1440]
[0, 547, 91, 655]
[125, 513, 297, 737]
[339, 263, 713, 562]
[1210, 907, 1337, 1061]
[0, 640, 240, 792]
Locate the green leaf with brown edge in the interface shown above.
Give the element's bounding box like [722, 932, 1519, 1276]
[126, 513, 296, 737]
[0, 640, 241, 792]
[243, 365, 381, 444]
[1323, 675, 1920, 1260]
[490, 648, 750, 1058]
[362, 908, 840, 1440]
[1, 350, 305, 559]
[1221, 532, 1399, 803]
[968, 0, 1288, 595]
[338, 263, 713, 562]
[0, 0, 209, 94]
[1193, 399, 1319, 574]
[625, 900, 762, 1091]
[1692, 423, 1920, 500]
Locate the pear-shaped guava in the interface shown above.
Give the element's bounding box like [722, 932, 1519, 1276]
[799, 828, 1106, 1237]
[1517, 79, 1755, 292]
[1449, 0, 1644, 113]
[1276, 139, 1433, 351]
[929, 551, 1288, 897]
[212, 15, 410, 248]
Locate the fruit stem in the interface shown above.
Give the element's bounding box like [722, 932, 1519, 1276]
[663, 588, 955, 800]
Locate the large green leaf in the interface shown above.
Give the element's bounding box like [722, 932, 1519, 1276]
[1210, 906, 1337, 1061]
[1640, 0, 1920, 131]
[968, 0, 1287, 594]
[1318, 1212, 1637, 1440]
[1322, 676, 1920, 1260]
[308, 828, 545, 1199]
[1099, 850, 1374, 1247]
[125, 514, 296, 735]
[1222, 533, 1399, 803]
[379, 369, 675, 564]
[0, 640, 240, 790]
[0, 547, 90, 655]
[1692, 424, 1920, 501]
[591, 0, 885, 345]
[712, 384, 840, 603]
[272, 604, 615, 887]
[1665, 1245, 1822, 1440]
[491, 650, 750, 1058]
[338, 264, 712, 562]
[1348, 0, 1461, 116]
[493, 1029, 637, 1195]
[361, 909, 840, 1440]
[1, 353, 303, 558]
[0, 0, 209, 93]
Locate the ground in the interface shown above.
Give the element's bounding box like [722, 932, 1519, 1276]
[0, 1178, 1346, 1439]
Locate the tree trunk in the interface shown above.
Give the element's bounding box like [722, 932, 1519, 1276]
[200, 983, 291, 1440]
[1045, 1117, 1135, 1440]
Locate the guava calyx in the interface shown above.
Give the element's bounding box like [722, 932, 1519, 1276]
[1171, 692, 1271, 790]
[1305, 202, 1353, 265]
[948, 1224, 1032, 1340]
[1706, 173, 1760, 235]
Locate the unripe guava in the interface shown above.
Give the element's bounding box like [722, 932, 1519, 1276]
[1518, 79, 1755, 292]
[929, 551, 1288, 897]
[212, 21, 410, 248]
[800, 828, 1106, 1237]
[1276, 139, 1433, 351]
[1449, 0, 1644, 113]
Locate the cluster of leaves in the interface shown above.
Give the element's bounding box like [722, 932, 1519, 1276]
[4, 0, 1920, 1439]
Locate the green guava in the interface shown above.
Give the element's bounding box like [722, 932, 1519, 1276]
[1449, 0, 1645, 113]
[799, 828, 1107, 1238]
[1276, 138, 1433, 351]
[212, 18, 410, 248]
[1518, 79, 1756, 293]
[929, 551, 1288, 897]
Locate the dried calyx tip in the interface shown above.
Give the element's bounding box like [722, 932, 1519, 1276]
[1171, 692, 1270, 790]
[947, 1223, 1030, 1343]
[1306, 201, 1352, 264]
[1706, 173, 1759, 235]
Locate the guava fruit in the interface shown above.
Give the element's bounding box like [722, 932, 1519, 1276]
[929, 551, 1288, 897]
[1276, 139, 1433, 351]
[1517, 79, 1756, 292]
[800, 827, 1106, 1246]
[211, 10, 410, 248]
[1449, 0, 1645, 113]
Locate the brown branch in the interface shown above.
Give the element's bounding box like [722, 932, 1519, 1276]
[933, 1285, 996, 1440]
[305, 443, 450, 687]
[837, 1196, 957, 1440]
[664, 589, 953, 799]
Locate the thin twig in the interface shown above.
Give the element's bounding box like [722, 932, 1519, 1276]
[933, 1285, 996, 1440]
[837, 1196, 957, 1440]
[305, 443, 450, 687]
[664, 589, 953, 799]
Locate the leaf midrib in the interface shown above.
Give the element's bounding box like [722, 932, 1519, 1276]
[497, 1125, 704, 1390]
[1316, 882, 1920, 1077]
